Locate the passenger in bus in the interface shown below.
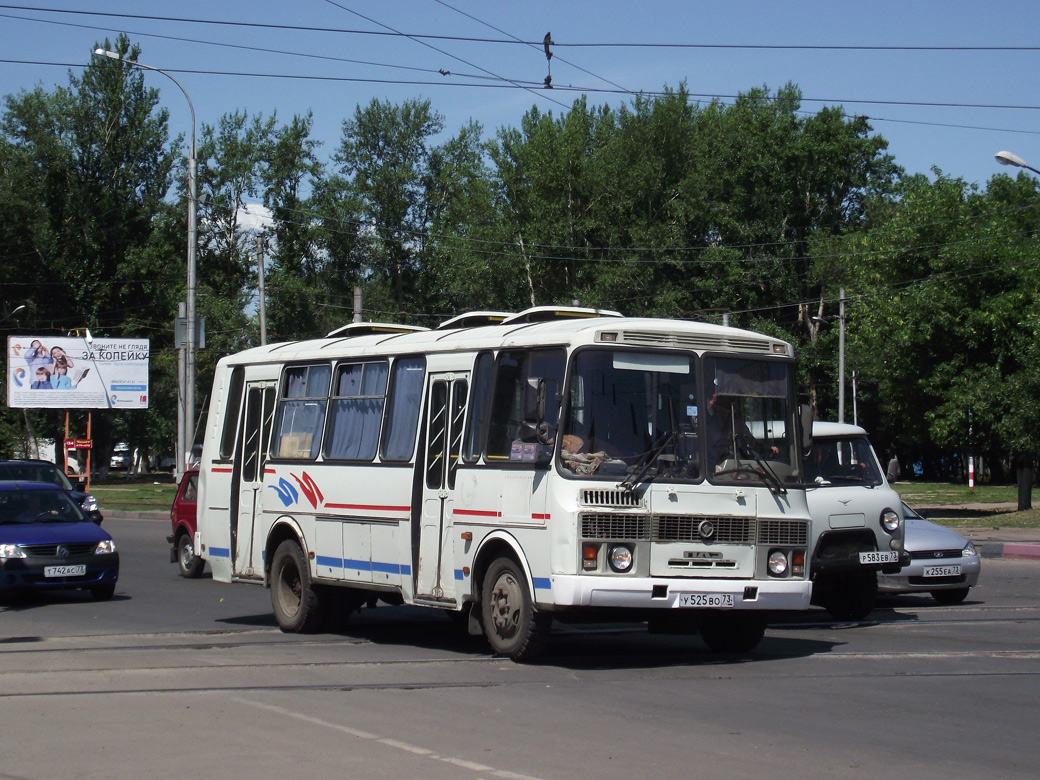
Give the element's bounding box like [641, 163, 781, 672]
[559, 434, 608, 475]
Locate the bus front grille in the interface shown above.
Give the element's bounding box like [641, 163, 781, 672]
[654, 515, 755, 543]
[579, 512, 808, 547]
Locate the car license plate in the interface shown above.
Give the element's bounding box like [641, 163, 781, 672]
[44, 565, 86, 578]
[678, 593, 735, 608]
[923, 564, 961, 577]
[859, 551, 900, 565]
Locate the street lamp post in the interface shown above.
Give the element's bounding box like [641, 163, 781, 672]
[994, 150, 1036, 510]
[94, 49, 197, 482]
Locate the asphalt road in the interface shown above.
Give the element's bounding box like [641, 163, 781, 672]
[2, 514, 1039, 780]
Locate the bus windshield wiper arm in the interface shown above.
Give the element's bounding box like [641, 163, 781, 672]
[619, 430, 677, 493]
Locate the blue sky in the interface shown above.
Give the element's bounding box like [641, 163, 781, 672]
[3, 1, 1040, 191]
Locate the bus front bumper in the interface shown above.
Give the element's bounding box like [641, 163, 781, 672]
[545, 575, 812, 612]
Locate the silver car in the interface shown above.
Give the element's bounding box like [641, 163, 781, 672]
[877, 503, 981, 604]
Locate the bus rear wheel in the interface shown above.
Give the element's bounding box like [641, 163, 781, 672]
[481, 557, 551, 661]
[271, 539, 327, 633]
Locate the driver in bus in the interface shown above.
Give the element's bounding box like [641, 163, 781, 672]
[707, 395, 780, 471]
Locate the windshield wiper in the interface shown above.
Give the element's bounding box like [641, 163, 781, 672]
[744, 448, 787, 494]
[619, 430, 677, 493]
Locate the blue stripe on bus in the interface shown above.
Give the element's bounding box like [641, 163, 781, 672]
[316, 556, 410, 577]
[532, 577, 551, 590]
[208, 547, 230, 558]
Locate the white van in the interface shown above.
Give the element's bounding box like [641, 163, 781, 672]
[804, 422, 908, 619]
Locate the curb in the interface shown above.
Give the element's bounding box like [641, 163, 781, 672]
[978, 542, 1040, 560]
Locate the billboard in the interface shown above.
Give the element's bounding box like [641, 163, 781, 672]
[7, 336, 149, 409]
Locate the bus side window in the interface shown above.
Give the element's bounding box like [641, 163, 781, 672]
[218, 367, 244, 460]
[325, 361, 388, 461]
[485, 349, 565, 463]
[272, 364, 330, 460]
[463, 351, 494, 462]
[382, 356, 427, 461]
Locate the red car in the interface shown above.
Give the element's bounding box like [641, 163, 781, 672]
[167, 470, 204, 578]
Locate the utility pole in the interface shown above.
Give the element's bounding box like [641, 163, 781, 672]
[257, 235, 267, 346]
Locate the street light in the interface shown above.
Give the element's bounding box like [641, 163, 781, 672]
[0, 304, 26, 325]
[811, 286, 847, 424]
[94, 48, 197, 481]
[995, 150, 1040, 176]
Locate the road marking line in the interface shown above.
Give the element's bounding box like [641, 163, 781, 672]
[233, 696, 546, 780]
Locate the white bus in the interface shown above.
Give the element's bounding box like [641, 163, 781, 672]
[195, 307, 814, 660]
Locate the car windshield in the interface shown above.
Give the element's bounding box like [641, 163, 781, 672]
[803, 436, 884, 486]
[558, 350, 801, 489]
[0, 462, 74, 491]
[0, 488, 86, 524]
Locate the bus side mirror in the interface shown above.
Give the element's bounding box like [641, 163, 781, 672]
[799, 402, 814, 455]
[520, 378, 553, 444]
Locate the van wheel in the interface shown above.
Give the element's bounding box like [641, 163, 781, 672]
[271, 540, 327, 633]
[481, 557, 551, 661]
[177, 533, 205, 578]
[824, 574, 877, 621]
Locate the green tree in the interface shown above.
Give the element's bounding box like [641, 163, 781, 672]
[336, 98, 444, 317]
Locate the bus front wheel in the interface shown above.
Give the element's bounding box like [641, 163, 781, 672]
[480, 557, 551, 661]
[697, 611, 766, 653]
[271, 539, 327, 633]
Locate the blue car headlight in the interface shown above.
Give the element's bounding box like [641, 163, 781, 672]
[82, 494, 99, 512]
[0, 544, 27, 559]
[95, 539, 117, 555]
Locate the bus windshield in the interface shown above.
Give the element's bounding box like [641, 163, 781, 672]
[559, 350, 801, 488]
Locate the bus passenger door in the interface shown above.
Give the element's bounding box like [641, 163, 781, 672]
[232, 382, 276, 578]
[415, 373, 468, 603]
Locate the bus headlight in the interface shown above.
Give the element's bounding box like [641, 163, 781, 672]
[881, 509, 900, 533]
[608, 545, 633, 573]
[768, 550, 789, 576]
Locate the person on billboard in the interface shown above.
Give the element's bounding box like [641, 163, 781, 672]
[31, 366, 53, 389]
[24, 340, 52, 370]
[49, 345, 75, 370]
[50, 359, 73, 389]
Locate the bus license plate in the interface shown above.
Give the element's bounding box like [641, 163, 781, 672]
[923, 564, 961, 577]
[678, 593, 735, 608]
[859, 551, 899, 565]
[44, 565, 86, 578]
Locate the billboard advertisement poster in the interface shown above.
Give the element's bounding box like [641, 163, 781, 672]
[6, 336, 149, 410]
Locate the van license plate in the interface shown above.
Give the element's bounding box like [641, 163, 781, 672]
[678, 593, 735, 608]
[923, 564, 961, 577]
[44, 565, 86, 577]
[859, 551, 899, 565]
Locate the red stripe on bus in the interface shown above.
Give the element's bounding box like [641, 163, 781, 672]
[324, 503, 411, 513]
[453, 508, 502, 518]
[264, 468, 277, 475]
[532, 513, 550, 520]
[211, 467, 233, 473]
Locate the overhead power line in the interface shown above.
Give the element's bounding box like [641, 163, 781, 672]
[4, 5, 1040, 52]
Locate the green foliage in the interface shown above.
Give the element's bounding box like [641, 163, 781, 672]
[3, 42, 1038, 484]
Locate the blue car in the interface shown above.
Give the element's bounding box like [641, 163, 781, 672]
[0, 460, 103, 524]
[0, 481, 119, 600]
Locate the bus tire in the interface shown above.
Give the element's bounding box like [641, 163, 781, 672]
[697, 611, 766, 653]
[481, 557, 551, 661]
[271, 539, 327, 633]
[177, 532, 205, 579]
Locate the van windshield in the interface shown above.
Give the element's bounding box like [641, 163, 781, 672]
[803, 436, 884, 486]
